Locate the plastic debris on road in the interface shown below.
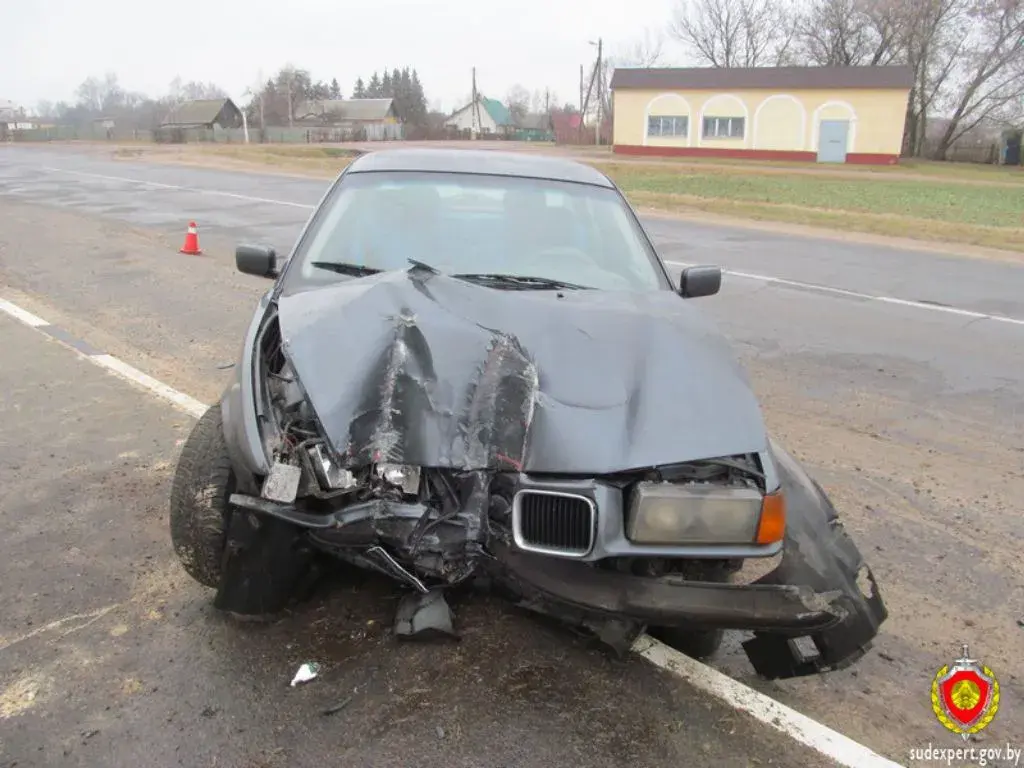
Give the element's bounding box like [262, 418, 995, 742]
[290, 662, 321, 687]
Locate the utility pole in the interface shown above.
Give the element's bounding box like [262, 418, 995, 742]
[579, 39, 601, 144]
[286, 76, 294, 128]
[258, 69, 265, 132]
[579, 65, 584, 113]
[594, 38, 603, 146]
[471, 67, 479, 140]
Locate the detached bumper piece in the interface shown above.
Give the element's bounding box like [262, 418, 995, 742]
[739, 441, 889, 679]
[494, 543, 839, 633]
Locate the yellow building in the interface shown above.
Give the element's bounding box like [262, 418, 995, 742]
[609, 66, 914, 165]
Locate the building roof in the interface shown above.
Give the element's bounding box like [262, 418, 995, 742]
[162, 98, 237, 126]
[296, 98, 395, 122]
[609, 65, 915, 91]
[346, 148, 614, 187]
[517, 113, 552, 131]
[481, 97, 515, 126]
[551, 112, 582, 132]
[447, 97, 517, 127]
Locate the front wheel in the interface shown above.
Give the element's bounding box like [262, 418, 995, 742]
[169, 404, 234, 588]
[648, 562, 732, 660]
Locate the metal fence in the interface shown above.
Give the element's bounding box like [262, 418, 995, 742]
[5, 122, 404, 145]
[152, 123, 404, 144]
[918, 139, 1002, 164]
[3, 125, 155, 142]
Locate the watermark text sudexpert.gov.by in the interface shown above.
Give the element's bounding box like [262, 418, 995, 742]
[909, 742, 1022, 766]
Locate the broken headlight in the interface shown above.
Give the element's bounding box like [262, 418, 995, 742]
[374, 464, 421, 495]
[307, 443, 358, 490]
[626, 482, 784, 546]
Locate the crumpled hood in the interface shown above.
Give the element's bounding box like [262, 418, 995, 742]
[276, 268, 768, 474]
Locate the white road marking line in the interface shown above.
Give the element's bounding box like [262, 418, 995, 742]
[90, 355, 208, 419]
[0, 297, 49, 327]
[0, 291, 906, 768]
[633, 636, 903, 768]
[666, 259, 1024, 327]
[0, 604, 121, 653]
[40, 167, 316, 210]
[0, 300, 208, 420]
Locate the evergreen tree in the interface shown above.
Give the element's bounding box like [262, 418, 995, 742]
[381, 69, 393, 98]
[367, 72, 381, 97]
[408, 69, 428, 126]
[330, 78, 341, 99]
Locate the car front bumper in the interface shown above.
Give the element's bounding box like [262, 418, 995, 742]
[224, 440, 887, 679]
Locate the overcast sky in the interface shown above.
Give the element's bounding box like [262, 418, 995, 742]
[2, 0, 679, 112]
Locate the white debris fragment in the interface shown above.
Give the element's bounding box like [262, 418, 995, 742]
[290, 662, 321, 687]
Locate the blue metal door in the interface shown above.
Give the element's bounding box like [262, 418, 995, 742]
[817, 120, 849, 163]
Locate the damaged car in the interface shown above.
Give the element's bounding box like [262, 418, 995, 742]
[169, 148, 887, 679]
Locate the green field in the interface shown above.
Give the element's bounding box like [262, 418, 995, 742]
[107, 143, 1024, 254]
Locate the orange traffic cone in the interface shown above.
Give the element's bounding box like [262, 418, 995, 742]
[179, 221, 202, 255]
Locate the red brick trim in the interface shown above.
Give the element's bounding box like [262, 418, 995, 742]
[612, 144, 900, 165]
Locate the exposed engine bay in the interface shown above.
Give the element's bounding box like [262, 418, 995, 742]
[247, 311, 771, 591]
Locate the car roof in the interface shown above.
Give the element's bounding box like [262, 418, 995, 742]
[345, 148, 615, 188]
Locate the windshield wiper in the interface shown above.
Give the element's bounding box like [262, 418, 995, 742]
[309, 261, 382, 276]
[452, 273, 590, 290]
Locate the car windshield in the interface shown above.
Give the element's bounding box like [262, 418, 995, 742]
[281, 170, 668, 293]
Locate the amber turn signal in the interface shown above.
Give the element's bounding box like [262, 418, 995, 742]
[755, 491, 786, 545]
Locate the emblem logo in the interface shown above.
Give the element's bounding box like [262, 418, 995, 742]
[931, 644, 1000, 740]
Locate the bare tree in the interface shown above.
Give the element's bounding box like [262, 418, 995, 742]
[931, 0, 1024, 157]
[860, 0, 910, 64]
[669, 0, 798, 67]
[618, 27, 667, 66]
[899, 0, 971, 155]
[75, 77, 103, 112]
[181, 81, 228, 100]
[795, 0, 904, 64]
[506, 84, 531, 121]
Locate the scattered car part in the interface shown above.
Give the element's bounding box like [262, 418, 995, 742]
[290, 662, 320, 686]
[394, 589, 458, 641]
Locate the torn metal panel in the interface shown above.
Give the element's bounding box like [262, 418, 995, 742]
[276, 268, 768, 474]
[740, 441, 889, 679]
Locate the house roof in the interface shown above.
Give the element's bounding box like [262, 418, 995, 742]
[298, 98, 395, 121]
[162, 98, 236, 126]
[445, 97, 517, 127]
[517, 113, 552, 131]
[551, 112, 582, 132]
[481, 97, 515, 126]
[609, 65, 915, 91]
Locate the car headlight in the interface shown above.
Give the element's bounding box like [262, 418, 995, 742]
[307, 443, 358, 490]
[626, 482, 785, 546]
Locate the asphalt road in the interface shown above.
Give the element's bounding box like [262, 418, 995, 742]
[2, 144, 1023, 765]
[0, 312, 834, 768]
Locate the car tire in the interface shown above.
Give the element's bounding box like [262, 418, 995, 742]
[651, 624, 725, 661]
[649, 563, 731, 661]
[169, 404, 234, 589]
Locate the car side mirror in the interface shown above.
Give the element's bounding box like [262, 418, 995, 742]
[236, 244, 278, 279]
[678, 265, 721, 298]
